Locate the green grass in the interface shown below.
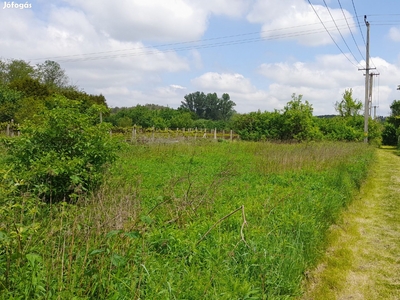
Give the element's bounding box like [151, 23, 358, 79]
[300, 147, 400, 299]
[0, 141, 375, 299]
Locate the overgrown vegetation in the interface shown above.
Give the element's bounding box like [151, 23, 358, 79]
[381, 99, 400, 147]
[0, 141, 375, 299]
[0, 57, 390, 298]
[2, 96, 116, 202]
[232, 91, 382, 144]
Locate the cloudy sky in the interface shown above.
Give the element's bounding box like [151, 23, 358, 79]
[2, 0, 400, 116]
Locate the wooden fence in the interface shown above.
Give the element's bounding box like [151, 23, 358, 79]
[111, 127, 240, 143]
[0, 121, 240, 143]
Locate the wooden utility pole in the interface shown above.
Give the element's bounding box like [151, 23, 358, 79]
[363, 16, 370, 143]
[368, 73, 380, 118]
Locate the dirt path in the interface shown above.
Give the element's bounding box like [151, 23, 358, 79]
[301, 147, 400, 300]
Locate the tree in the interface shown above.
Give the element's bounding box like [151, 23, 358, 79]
[280, 94, 320, 141]
[0, 59, 35, 84]
[334, 89, 362, 117]
[180, 91, 207, 119]
[205, 92, 219, 120]
[180, 91, 236, 121]
[219, 93, 236, 121]
[35, 60, 69, 88]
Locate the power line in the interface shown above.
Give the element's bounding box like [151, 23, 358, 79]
[322, 0, 361, 64]
[28, 22, 360, 64]
[337, 0, 365, 61]
[351, 0, 366, 45]
[308, 0, 359, 67]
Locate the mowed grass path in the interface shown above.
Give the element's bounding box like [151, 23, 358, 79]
[301, 147, 400, 299]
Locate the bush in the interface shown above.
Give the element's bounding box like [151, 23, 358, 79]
[3, 95, 118, 202]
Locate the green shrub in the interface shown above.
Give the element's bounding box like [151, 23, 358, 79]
[3, 95, 117, 202]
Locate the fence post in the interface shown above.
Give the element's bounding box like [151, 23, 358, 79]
[6, 123, 10, 137]
[214, 128, 217, 140]
[230, 130, 233, 141]
[132, 125, 137, 143]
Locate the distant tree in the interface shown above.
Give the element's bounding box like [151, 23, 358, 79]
[334, 89, 362, 117]
[0, 59, 35, 84]
[35, 60, 69, 88]
[205, 93, 220, 120]
[180, 91, 207, 119]
[219, 93, 236, 121]
[180, 91, 236, 121]
[280, 94, 320, 141]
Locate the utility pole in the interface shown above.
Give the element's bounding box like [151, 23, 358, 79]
[369, 73, 380, 118]
[358, 16, 374, 143]
[363, 16, 370, 143]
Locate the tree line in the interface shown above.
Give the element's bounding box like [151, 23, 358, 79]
[2, 58, 399, 145]
[0, 59, 107, 125]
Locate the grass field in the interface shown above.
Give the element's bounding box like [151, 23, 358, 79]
[300, 147, 400, 299]
[0, 140, 375, 299]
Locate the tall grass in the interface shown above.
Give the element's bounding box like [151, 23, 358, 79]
[0, 141, 375, 299]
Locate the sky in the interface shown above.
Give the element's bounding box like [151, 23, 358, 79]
[1, 0, 400, 116]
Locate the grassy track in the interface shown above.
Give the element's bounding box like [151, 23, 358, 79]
[301, 147, 400, 299]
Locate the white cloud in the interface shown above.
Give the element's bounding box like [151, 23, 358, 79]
[388, 27, 400, 42]
[192, 72, 255, 93]
[191, 72, 280, 112]
[247, 0, 356, 47]
[259, 54, 361, 89]
[190, 0, 251, 18]
[258, 54, 400, 116]
[62, 0, 206, 43]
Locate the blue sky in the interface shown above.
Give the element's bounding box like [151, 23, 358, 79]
[1, 0, 400, 116]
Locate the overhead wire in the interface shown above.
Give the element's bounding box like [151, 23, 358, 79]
[31, 21, 338, 62]
[337, 0, 365, 61]
[25, 5, 396, 68]
[323, 0, 361, 64]
[30, 21, 360, 64]
[308, 0, 360, 67]
[351, 0, 366, 45]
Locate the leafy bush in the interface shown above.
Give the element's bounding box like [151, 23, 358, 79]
[3, 95, 117, 202]
[382, 122, 398, 146]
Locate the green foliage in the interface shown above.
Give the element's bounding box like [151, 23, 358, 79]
[317, 116, 364, 141]
[232, 110, 281, 141]
[0, 59, 35, 84]
[35, 60, 69, 88]
[381, 122, 398, 146]
[3, 96, 117, 202]
[280, 93, 321, 141]
[334, 88, 363, 117]
[8, 77, 50, 99]
[380, 100, 400, 145]
[0, 84, 23, 122]
[180, 91, 236, 121]
[0, 141, 375, 299]
[232, 94, 321, 141]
